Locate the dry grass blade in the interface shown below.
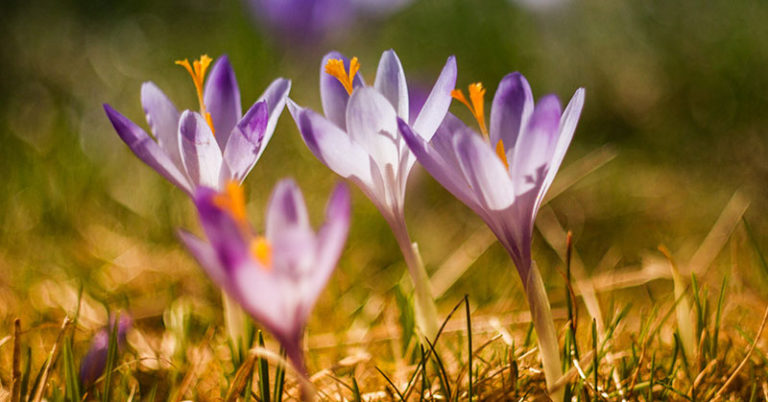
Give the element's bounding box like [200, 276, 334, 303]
[31, 317, 70, 402]
[430, 228, 495, 298]
[548, 350, 595, 394]
[685, 190, 750, 276]
[712, 304, 768, 401]
[224, 352, 258, 402]
[542, 144, 617, 204]
[690, 359, 718, 399]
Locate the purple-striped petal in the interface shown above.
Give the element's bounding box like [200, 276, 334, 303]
[104, 104, 192, 194]
[290, 101, 374, 186]
[266, 179, 311, 242]
[511, 94, 562, 197]
[374, 49, 409, 121]
[222, 101, 268, 183]
[305, 182, 350, 312]
[320, 51, 364, 130]
[411, 55, 457, 140]
[534, 88, 585, 215]
[490, 72, 534, 152]
[257, 78, 292, 160]
[193, 187, 250, 269]
[453, 130, 516, 211]
[141, 82, 183, 170]
[204, 55, 242, 149]
[346, 87, 400, 169]
[399, 117, 480, 211]
[179, 111, 224, 189]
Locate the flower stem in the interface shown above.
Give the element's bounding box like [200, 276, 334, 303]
[389, 216, 440, 342]
[524, 261, 564, 401]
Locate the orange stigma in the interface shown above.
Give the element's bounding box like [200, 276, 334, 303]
[176, 55, 215, 135]
[250, 236, 272, 268]
[452, 83, 488, 139]
[495, 140, 509, 169]
[325, 57, 360, 95]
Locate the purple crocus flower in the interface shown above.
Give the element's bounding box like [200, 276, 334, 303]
[399, 72, 584, 397]
[249, 0, 413, 46]
[104, 55, 291, 196]
[79, 314, 132, 387]
[179, 179, 350, 375]
[287, 49, 456, 340]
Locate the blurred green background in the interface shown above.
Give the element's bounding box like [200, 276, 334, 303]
[1, 0, 768, 339]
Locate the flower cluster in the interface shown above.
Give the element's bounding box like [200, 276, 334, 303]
[102, 50, 584, 397]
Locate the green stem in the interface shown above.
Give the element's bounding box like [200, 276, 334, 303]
[525, 262, 564, 401]
[390, 215, 440, 342]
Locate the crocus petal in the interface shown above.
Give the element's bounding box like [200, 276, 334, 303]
[204, 56, 242, 149]
[411, 55, 457, 140]
[490, 72, 534, 151]
[222, 101, 269, 183]
[534, 88, 585, 215]
[178, 230, 229, 288]
[453, 130, 516, 211]
[104, 104, 192, 194]
[511, 94, 562, 196]
[374, 49, 409, 121]
[266, 178, 311, 242]
[320, 51, 364, 130]
[193, 187, 250, 269]
[290, 101, 374, 186]
[305, 182, 350, 312]
[346, 87, 401, 170]
[231, 265, 293, 338]
[257, 78, 292, 159]
[141, 82, 183, 170]
[399, 117, 480, 211]
[179, 111, 224, 189]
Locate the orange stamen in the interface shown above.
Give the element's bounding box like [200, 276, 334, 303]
[325, 57, 360, 95]
[452, 82, 488, 139]
[212, 181, 273, 270]
[176, 55, 216, 135]
[250, 236, 272, 269]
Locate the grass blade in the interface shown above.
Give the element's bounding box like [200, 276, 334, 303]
[272, 347, 286, 402]
[257, 331, 271, 402]
[62, 335, 80, 402]
[464, 295, 473, 401]
[101, 317, 120, 402]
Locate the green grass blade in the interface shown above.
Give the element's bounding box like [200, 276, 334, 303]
[101, 317, 120, 402]
[464, 295, 472, 401]
[272, 347, 286, 402]
[62, 336, 80, 402]
[352, 377, 362, 402]
[257, 331, 270, 402]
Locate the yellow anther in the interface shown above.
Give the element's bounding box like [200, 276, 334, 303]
[495, 139, 509, 169]
[452, 82, 488, 139]
[176, 55, 216, 135]
[213, 181, 247, 225]
[325, 57, 360, 95]
[250, 236, 272, 269]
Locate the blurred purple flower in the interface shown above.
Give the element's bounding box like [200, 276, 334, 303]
[79, 314, 132, 387]
[287, 49, 456, 339]
[179, 180, 350, 375]
[399, 72, 584, 395]
[104, 55, 291, 195]
[249, 0, 413, 46]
